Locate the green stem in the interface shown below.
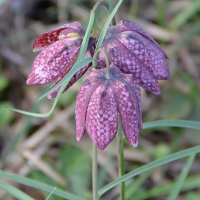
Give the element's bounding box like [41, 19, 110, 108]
[93, 48, 111, 79]
[117, 115, 125, 200]
[91, 0, 116, 25]
[93, 143, 98, 200]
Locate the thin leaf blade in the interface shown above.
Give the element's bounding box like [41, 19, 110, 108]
[95, 0, 123, 50]
[98, 145, 200, 197]
[167, 154, 196, 200]
[0, 180, 34, 200]
[7, 57, 93, 118]
[143, 120, 200, 130]
[0, 170, 85, 200]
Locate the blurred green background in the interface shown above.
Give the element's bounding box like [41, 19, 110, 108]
[0, 0, 200, 199]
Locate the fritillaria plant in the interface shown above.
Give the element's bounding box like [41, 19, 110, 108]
[9, 0, 170, 200]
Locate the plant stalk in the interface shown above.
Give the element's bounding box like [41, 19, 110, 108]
[93, 143, 98, 200]
[91, 0, 116, 25]
[117, 115, 125, 200]
[93, 48, 111, 79]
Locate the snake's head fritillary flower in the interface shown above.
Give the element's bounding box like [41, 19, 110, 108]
[75, 64, 142, 150]
[26, 21, 96, 99]
[98, 20, 171, 95]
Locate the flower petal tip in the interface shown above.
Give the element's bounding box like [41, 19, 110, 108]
[155, 90, 161, 95]
[26, 76, 34, 85]
[76, 136, 82, 142]
[26, 73, 44, 85]
[47, 94, 54, 99]
[132, 141, 138, 148]
[96, 143, 107, 151]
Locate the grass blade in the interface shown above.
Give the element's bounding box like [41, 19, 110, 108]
[75, 12, 95, 63]
[143, 120, 200, 130]
[37, 57, 93, 102]
[98, 145, 200, 197]
[169, 0, 200, 30]
[132, 174, 200, 200]
[167, 154, 196, 200]
[45, 187, 57, 200]
[0, 170, 85, 200]
[7, 57, 93, 117]
[95, 0, 123, 50]
[0, 180, 34, 200]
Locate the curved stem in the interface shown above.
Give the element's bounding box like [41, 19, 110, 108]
[90, 28, 96, 37]
[91, 0, 116, 28]
[75, 11, 95, 65]
[93, 48, 111, 79]
[117, 115, 125, 200]
[93, 143, 98, 200]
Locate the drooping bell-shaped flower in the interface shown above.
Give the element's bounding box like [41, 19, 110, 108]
[98, 20, 171, 95]
[27, 21, 96, 99]
[75, 64, 142, 150]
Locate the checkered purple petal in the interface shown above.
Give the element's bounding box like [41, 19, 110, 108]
[76, 76, 105, 142]
[110, 78, 139, 148]
[27, 37, 82, 85]
[86, 82, 118, 150]
[33, 21, 84, 52]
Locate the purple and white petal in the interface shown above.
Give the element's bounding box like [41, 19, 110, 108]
[104, 39, 160, 94]
[27, 37, 82, 85]
[116, 73, 142, 131]
[86, 82, 118, 150]
[116, 20, 169, 59]
[47, 38, 96, 99]
[47, 49, 90, 99]
[97, 51, 107, 69]
[117, 33, 170, 80]
[33, 21, 84, 52]
[110, 79, 139, 148]
[87, 68, 104, 79]
[75, 77, 105, 142]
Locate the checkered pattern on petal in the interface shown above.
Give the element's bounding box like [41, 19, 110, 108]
[110, 79, 139, 148]
[116, 73, 142, 131]
[103, 39, 160, 94]
[87, 67, 104, 79]
[116, 20, 169, 59]
[47, 38, 96, 99]
[76, 76, 105, 141]
[27, 37, 82, 85]
[86, 82, 118, 150]
[33, 21, 84, 52]
[117, 32, 170, 80]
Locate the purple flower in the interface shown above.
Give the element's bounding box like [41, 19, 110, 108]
[27, 21, 96, 99]
[98, 20, 171, 95]
[75, 64, 142, 150]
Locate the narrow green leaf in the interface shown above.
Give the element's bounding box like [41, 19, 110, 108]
[132, 174, 200, 200]
[95, 0, 123, 50]
[37, 57, 93, 102]
[7, 82, 67, 118]
[169, 0, 200, 30]
[126, 171, 151, 199]
[143, 120, 200, 130]
[7, 58, 93, 117]
[98, 145, 200, 197]
[173, 21, 200, 56]
[0, 180, 34, 200]
[167, 154, 196, 200]
[109, 0, 113, 14]
[0, 170, 85, 200]
[37, 12, 95, 101]
[75, 12, 95, 64]
[0, 0, 7, 6]
[45, 187, 57, 200]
